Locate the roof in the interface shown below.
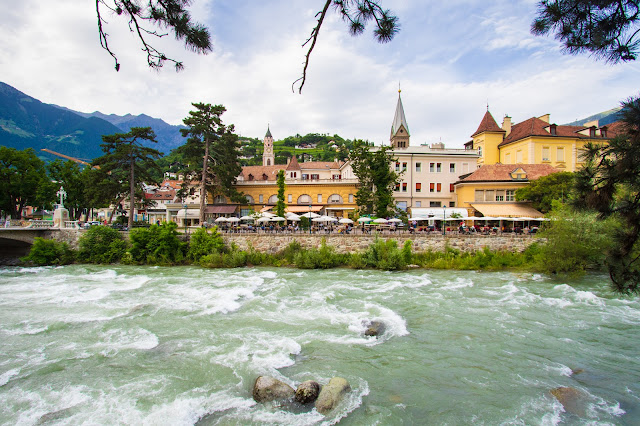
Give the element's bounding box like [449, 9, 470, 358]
[144, 190, 175, 200]
[499, 117, 622, 147]
[265, 126, 272, 138]
[286, 155, 301, 171]
[239, 165, 282, 181]
[471, 110, 505, 137]
[299, 161, 343, 170]
[470, 203, 545, 218]
[390, 91, 410, 138]
[459, 163, 559, 182]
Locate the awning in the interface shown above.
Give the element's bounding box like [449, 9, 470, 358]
[283, 205, 323, 213]
[205, 205, 237, 214]
[176, 209, 200, 218]
[324, 207, 355, 211]
[470, 203, 544, 218]
[411, 207, 468, 218]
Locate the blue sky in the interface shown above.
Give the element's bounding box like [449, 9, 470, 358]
[0, 0, 637, 148]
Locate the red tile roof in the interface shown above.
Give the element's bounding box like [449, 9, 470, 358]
[471, 111, 505, 137]
[299, 161, 343, 170]
[240, 165, 282, 181]
[286, 155, 301, 171]
[460, 163, 559, 182]
[499, 118, 622, 147]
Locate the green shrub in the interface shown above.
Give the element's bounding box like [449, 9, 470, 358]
[187, 227, 226, 262]
[128, 222, 186, 265]
[362, 238, 408, 271]
[21, 237, 75, 266]
[294, 238, 343, 269]
[280, 240, 302, 264]
[78, 226, 127, 264]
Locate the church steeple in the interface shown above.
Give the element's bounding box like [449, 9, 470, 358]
[263, 125, 275, 167]
[390, 89, 410, 149]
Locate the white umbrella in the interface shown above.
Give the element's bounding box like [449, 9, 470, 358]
[239, 215, 254, 221]
[227, 217, 240, 222]
[214, 217, 228, 223]
[311, 217, 325, 222]
[339, 218, 353, 224]
[408, 216, 428, 221]
[357, 217, 372, 223]
[286, 212, 301, 220]
[301, 212, 320, 219]
[270, 216, 286, 221]
[261, 212, 276, 218]
[326, 216, 338, 222]
[373, 218, 388, 224]
[388, 218, 402, 223]
[256, 217, 271, 223]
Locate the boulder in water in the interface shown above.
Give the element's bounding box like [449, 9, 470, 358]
[295, 380, 321, 404]
[252, 376, 295, 403]
[315, 377, 351, 415]
[550, 386, 587, 417]
[364, 320, 385, 337]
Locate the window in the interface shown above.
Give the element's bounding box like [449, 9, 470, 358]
[396, 201, 407, 211]
[290, 172, 297, 178]
[297, 194, 311, 204]
[485, 190, 495, 201]
[557, 147, 564, 162]
[516, 150, 523, 163]
[430, 201, 441, 207]
[415, 201, 421, 207]
[332, 174, 341, 180]
[268, 195, 278, 204]
[214, 195, 226, 204]
[311, 174, 319, 180]
[430, 163, 435, 172]
[496, 190, 505, 202]
[430, 183, 435, 192]
[416, 183, 422, 192]
[416, 162, 421, 172]
[437, 163, 442, 172]
[348, 194, 354, 203]
[288, 194, 292, 203]
[449, 163, 455, 173]
[475, 190, 484, 202]
[395, 162, 400, 172]
[317, 194, 322, 203]
[437, 183, 442, 192]
[328, 194, 343, 203]
[478, 146, 483, 157]
[542, 147, 550, 161]
[301, 174, 309, 180]
[449, 201, 455, 207]
[402, 162, 407, 171]
[506, 190, 515, 201]
[449, 183, 454, 192]
[259, 194, 264, 203]
[245, 195, 254, 204]
[402, 183, 407, 192]
[395, 183, 400, 192]
[505, 153, 511, 164]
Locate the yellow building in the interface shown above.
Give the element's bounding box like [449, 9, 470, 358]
[454, 163, 559, 218]
[466, 110, 622, 172]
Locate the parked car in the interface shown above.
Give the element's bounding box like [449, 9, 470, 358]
[83, 221, 102, 229]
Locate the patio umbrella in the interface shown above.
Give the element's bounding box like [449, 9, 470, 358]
[214, 217, 228, 223]
[357, 217, 372, 223]
[256, 217, 271, 223]
[227, 217, 240, 223]
[388, 218, 402, 223]
[286, 213, 301, 220]
[408, 216, 428, 221]
[339, 218, 353, 224]
[239, 215, 254, 221]
[373, 218, 388, 224]
[270, 216, 286, 221]
[301, 212, 320, 219]
[261, 212, 276, 218]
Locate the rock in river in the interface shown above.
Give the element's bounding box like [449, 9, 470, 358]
[550, 386, 587, 417]
[315, 377, 351, 415]
[364, 320, 386, 337]
[295, 380, 320, 404]
[252, 376, 295, 403]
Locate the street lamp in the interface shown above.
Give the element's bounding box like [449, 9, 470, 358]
[183, 204, 188, 230]
[309, 203, 312, 234]
[442, 205, 446, 235]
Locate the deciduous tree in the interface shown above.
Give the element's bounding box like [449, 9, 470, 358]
[276, 170, 286, 218]
[515, 171, 575, 213]
[0, 147, 51, 219]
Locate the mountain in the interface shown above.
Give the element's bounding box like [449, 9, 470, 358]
[0, 82, 121, 161]
[563, 107, 623, 127]
[57, 108, 187, 154]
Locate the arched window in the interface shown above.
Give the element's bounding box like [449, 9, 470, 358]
[328, 194, 343, 204]
[266, 159, 271, 166]
[245, 195, 254, 204]
[297, 194, 312, 204]
[214, 195, 226, 204]
[268, 194, 278, 204]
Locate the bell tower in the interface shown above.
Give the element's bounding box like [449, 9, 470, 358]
[390, 89, 410, 149]
[263, 125, 275, 166]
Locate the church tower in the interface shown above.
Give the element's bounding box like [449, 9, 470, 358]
[390, 89, 410, 149]
[263, 126, 275, 166]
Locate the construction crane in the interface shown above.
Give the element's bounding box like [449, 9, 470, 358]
[41, 149, 99, 169]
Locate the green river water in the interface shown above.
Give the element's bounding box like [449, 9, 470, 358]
[0, 265, 639, 425]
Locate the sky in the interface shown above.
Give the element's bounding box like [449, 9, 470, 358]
[1, 0, 638, 149]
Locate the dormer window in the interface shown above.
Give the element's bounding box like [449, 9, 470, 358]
[549, 124, 557, 136]
[601, 126, 608, 137]
[248, 174, 254, 181]
[589, 127, 596, 137]
[262, 174, 268, 180]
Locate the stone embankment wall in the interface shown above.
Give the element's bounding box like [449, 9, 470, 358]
[222, 234, 539, 254]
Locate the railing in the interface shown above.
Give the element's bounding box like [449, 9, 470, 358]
[236, 178, 359, 185]
[64, 221, 81, 229]
[26, 220, 56, 229]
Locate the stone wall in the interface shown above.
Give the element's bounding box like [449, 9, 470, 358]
[222, 233, 539, 254]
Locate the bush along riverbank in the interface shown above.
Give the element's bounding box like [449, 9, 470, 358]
[19, 220, 610, 276]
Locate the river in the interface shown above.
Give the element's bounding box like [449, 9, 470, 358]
[0, 265, 639, 425]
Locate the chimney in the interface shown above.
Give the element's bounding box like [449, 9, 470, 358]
[538, 114, 550, 123]
[502, 115, 512, 136]
[287, 157, 291, 165]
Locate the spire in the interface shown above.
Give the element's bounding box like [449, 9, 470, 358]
[471, 110, 505, 137]
[286, 154, 301, 171]
[265, 125, 272, 138]
[390, 91, 410, 139]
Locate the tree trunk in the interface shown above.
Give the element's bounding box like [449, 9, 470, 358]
[200, 137, 210, 226]
[129, 157, 135, 230]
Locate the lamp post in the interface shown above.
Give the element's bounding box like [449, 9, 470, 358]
[309, 203, 312, 234]
[442, 205, 446, 235]
[183, 204, 188, 231]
